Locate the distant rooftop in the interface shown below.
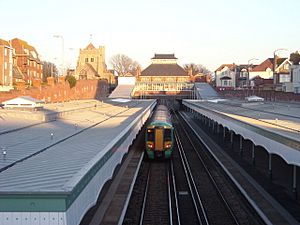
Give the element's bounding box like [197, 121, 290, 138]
[151, 54, 177, 60]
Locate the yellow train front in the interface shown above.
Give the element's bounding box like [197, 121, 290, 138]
[145, 105, 174, 159]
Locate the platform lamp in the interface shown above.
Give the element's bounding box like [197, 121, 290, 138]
[53, 35, 64, 76]
[247, 58, 259, 88]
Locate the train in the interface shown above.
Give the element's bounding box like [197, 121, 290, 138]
[145, 105, 174, 159]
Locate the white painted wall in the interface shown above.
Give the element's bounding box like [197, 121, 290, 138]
[117, 76, 136, 85]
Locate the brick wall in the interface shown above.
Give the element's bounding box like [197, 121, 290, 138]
[0, 79, 108, 103]
[217, 89, 300, 102]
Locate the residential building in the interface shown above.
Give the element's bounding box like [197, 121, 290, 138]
[290, 65, 300, 93]
[215, 64, 236, 90]
[249, 58, 291, 90]
[235, 64, 252, 88]
[75, 43, 115, 84]
[10, 38, 43, 85]
[0, 39, 13, 91]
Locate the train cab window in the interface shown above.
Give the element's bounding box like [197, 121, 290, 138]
[147, 129, 154, 141]
[164, 129, 172, 141]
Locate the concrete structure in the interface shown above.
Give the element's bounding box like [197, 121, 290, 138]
[194, 82, 219, 100]
[0, 39, 13, 91]
[183, 99, 300, 197]
[75, 43, 115, 84]
[10, 38, 43, 85]
[0, 99, 156, 225]
[109, 76, 136, 98]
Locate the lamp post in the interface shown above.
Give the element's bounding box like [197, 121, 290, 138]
[247, 58, 258, 88]
[53, 35, 64, 76]
[273, 48, 287, 85]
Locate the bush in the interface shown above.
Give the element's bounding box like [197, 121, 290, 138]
[65, 75, 77, 88]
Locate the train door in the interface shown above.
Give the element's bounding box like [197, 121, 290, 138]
[155, 128, 164, 150]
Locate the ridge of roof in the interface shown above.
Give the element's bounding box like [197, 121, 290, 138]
[85, 43, 96, 50]
[151, 54, 177, 59]
[0, 39, 10, 46]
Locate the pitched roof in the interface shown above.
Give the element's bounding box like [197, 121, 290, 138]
[252, 58, 288, 72]
[215, 64, 236, 72]
[11, 38, 36, 52]
[252, 58, 273, 72]
[0, 39, 10, 46]
[151, 54, 177, 59]
[141, 63, 187, 76]
[85, 43, 96, 50]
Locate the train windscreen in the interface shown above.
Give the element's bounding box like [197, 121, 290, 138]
[164, 129, 172, 141]
[147, 129, 154, 141]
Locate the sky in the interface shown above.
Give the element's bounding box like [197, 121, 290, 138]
[1, 0, 300, 72]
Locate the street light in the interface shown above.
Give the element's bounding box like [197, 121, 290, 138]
[247, 58, 259, 88]
[53, 35, 64, 75]
[273, 48, 287, 85]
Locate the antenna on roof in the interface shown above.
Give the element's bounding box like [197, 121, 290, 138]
[90, 34, 93, 43]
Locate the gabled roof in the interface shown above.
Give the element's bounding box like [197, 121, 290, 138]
[252, 58, 273, 72]
[215, 64, 236, 72]
[0, 39, 10, 46]
[11, 38, 36, 52]
[85, 43, 96, 50]
[252, 58, 288, 72]
[151, 54, 177, 59]
[141, 64, 187, 76]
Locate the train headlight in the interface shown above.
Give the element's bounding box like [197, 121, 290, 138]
[165, 142, 172, 149]
[147, 142, 154, 149]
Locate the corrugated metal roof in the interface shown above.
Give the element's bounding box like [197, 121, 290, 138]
[0, 99, 154, 193]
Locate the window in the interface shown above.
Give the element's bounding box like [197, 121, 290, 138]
[91, 58, 94, 62]
[85, 58, 89, 62]
[4, 62, 7, 70]
[164, 129, 172, 141]
[4, 48, 7, 56]
[147, 129, 154, 141]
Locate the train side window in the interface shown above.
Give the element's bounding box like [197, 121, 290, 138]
[164, 129, 171, 141]
[147, 129, 154, 141]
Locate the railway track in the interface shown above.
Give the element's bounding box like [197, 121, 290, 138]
[123, 160, 175, 225]
[173, 111, 263, 225]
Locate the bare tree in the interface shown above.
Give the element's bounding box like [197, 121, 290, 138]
[290, 51, 300, 65]
[110, 54, 140, 76]
[184, 63, 211, 75]
[42, 61, 58, 82]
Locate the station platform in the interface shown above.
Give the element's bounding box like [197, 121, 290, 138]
[0, 98, 156, 225]
[183, 99, 300, 166]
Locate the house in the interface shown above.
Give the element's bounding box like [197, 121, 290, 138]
[215, 64, 236, 90]
[249, 58, 291, 90]
[235, 64, 255, 89]
[290, 65, 300, 93]
[10, 38, 43, 85]
[0, 39, 13, 91]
